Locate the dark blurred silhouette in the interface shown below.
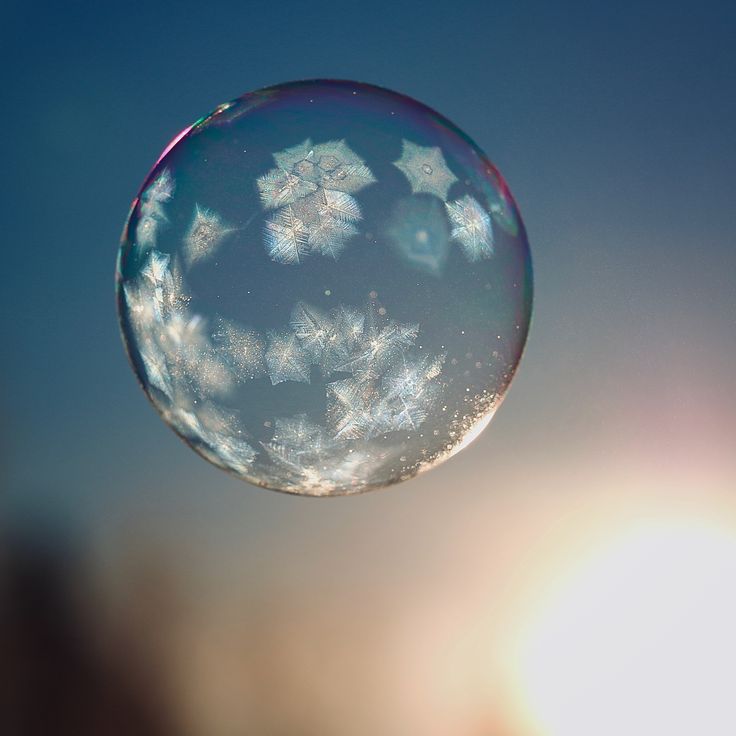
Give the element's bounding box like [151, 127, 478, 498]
[0, 524, 175, 736]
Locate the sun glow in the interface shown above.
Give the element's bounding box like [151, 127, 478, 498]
[513, 519, 736, 736]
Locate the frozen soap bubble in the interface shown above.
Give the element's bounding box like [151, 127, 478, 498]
[116, 80, 533, 496]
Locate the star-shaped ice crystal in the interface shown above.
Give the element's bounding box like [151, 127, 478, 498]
[393, 140, 458, 200]
[445, 194, 494, 261]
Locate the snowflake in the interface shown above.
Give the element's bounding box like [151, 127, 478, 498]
[381, 353, 445, 405]
[184, 204, 235, 266]
[327, 355, 443, 440]
[265, 330, 311, 384]
[393, 140, 458, 200]
[331, 305, 365, 346]
[264, 206, 310, 264]
[258, 138, 374, 263]
[445, 194, 494, 261]
[140, 250, 172, 288]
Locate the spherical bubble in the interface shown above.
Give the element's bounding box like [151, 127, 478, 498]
[116, 80, 533, 496]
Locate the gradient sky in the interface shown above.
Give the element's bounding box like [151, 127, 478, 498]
[1, 1, 735, 733]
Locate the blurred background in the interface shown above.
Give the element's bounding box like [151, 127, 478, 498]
[1, 1, 735, 734]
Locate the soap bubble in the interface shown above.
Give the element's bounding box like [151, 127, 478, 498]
[116, 80, 532, 496]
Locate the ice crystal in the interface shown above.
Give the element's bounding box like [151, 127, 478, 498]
[184, 204, 235, 266]
[393, 140, 458, 200]
[265, 330, 311, 385]
[445, 194, 494, 261]
[145, 168, 175, 204]
[264, 206, 310, 264]
[135, 169, 174, 249]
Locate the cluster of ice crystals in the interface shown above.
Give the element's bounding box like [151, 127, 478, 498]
[262, 414, 384, 495]
[257, 139, 375, 263]
[262, 299, 445, 442]
[135, 168, 174, 249]
[123, 248, 259, 469]
[328, 349, 445, 441]
[445, 194, 494, 261]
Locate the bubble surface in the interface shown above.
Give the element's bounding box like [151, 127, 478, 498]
[116, 80, 533, 496]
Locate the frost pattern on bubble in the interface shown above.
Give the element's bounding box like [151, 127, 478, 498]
[184, 205, 235, 266]
[393, 140, 458, 200]
[327, 346, 445, 441]
[265, 331, 311, 385]
[123, 249, 259, 472]
[262, 414, 386, 495]
[258, 139, 375, 263]
[192, 404, 258, 475]
[445, 194, 494, 261]
[135, 169, 174, 249]
[212, 317, 265, 380]
[280, 300, 444, 441]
